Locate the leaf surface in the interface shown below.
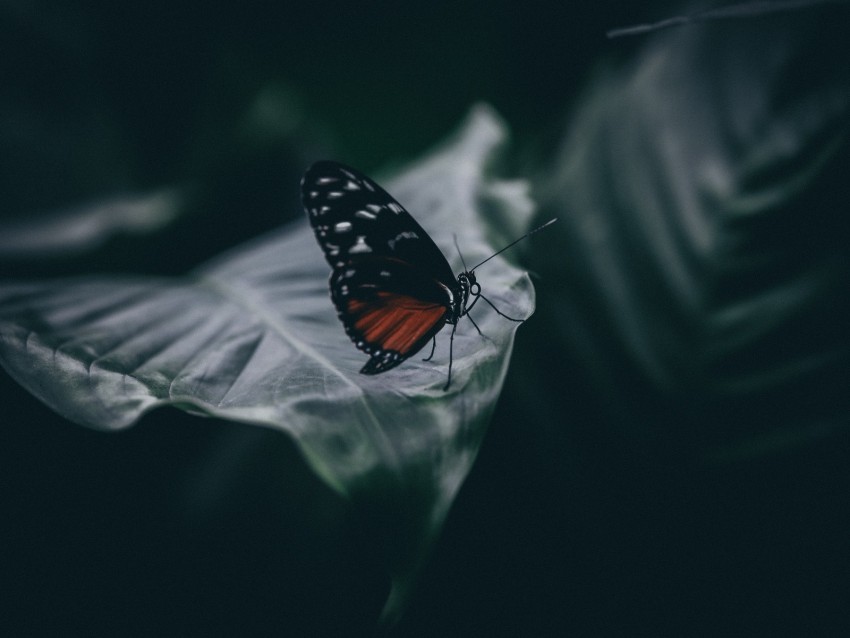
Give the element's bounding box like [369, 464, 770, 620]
[0, 105, 536, 620]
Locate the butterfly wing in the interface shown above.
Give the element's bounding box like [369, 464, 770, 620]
[301, 160, 457, 286]
[331, 257, 452, 373]
[302, 160, 461, 375]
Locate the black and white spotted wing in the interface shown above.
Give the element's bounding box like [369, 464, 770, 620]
[302, 161, 456, 283]
[301, 161, 463, 375]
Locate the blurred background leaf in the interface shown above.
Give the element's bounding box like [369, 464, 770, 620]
[528, 3, 850, 461]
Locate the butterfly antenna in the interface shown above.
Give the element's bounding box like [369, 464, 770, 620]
[453, 233, 470, 272]
[470, 218, 557, 271]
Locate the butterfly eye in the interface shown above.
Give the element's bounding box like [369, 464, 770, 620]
[470, 281, 481, 296]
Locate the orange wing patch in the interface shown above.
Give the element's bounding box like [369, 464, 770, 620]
[347, 292, 447, 355]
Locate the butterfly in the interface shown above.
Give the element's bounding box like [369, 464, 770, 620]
[301, 160, 554, 390]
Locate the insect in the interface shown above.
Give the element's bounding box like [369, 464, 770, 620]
[301, 160, 555, 390]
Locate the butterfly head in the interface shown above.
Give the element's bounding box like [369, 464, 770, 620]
[458, 271, 478, 295]
[455, 271, 480, 319]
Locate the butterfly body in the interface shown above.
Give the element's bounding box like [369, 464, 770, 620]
[302, 161, 480, 381]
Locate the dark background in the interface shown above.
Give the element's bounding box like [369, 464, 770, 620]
[3, 1, 850, 636]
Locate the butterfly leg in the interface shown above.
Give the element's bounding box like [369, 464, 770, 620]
[466, 313, 491, 341]
[423, 336, 437, 362]
[479, 293, 525, 322]
[463, 295, 490, 339]
[443, 322, 458, 391]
